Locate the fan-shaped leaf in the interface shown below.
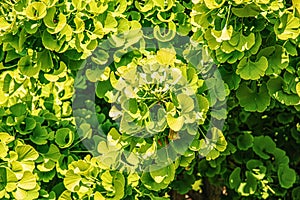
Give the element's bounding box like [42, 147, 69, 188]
[278, 165, 296, 189]
[236, 83, 270, 112]
[236, 57, 268, 80]
[25, 2, 47, 20]
[55, 128, 74, 149]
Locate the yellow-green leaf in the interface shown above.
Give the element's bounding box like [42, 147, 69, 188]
[167, 115, 184, 132]
[0, 17, 11, 31]
[25, 2, 47, 20]
[236, 57, 268, 80]
[18, 171, 37, 190]
[156, 48, 176, 65]
[296, 82, 300, 97]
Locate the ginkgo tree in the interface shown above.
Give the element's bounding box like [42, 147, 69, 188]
[0, 0, 300, 199]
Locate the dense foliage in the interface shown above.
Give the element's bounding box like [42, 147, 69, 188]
[0, 0, 299, 199]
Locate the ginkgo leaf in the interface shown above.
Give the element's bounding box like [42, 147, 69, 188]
[214, 129, 227, 152]
[37, 49, 54, 71]
[134, 0, 153, 12]
[0, 17, 11, 31]
[58, 190, 73, 200]
[18, 56, 40, 77]
[236, 57, 268, 80]
[232, 4, 260, 17]
[9, 103, 26, 117]
[63, 170, 82, 192]
[150, 164, 174, 184]
[18, 171, 37, 190]
[278, 165, 296, 189]
[211, 25, 233, 42]
[293, 0, 300, 13]
[42, 30, 66, 52]
[24, 21, 40, 34]
[93, 191, 106, 200]
[205, 29, 221, 50]
[0, 132, 14, 144]
[153, 22, 176, 42]
[0, 142, 8, 159]
[257, 45, 289, 75]
[204, 0, 225, 9]
[104, 13, 118, 33]
[86, 67, 110, 82]
[25, 2, 47, 20]
[43, 144, 61, 162]
[73, 16, 85, 33]
[113, 180, 125, 199]
[0, 167, 18, 192]
[236, 83, 270, 112]
[72, 0, 86, 11]
[167, 115, 184, 132]
[253, 136, 276, 159]
[156, 48, 176, 65]
[43, 8, 67, 34]
[296, 82, 300, 97]
[236, 33, 255, 52]
[55, 128, 74, 149]
[86, 0, 108, 14]
[15, 145, 39, 162]
[229, 167, 241, 189]
[141, 164, 175, 191]
[267, 77, 300, 106]
[274, 12, 300, 40]
[177, 93, 194, 113]
[237, 133, 254, 150]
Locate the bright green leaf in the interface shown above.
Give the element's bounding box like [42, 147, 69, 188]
[18, 56, 40, 77]
[10, 103, 26, 117]
[18, 171, 36, 190]
[236, 57, 268, 80]
[30, 123, 48, 145]
[25, 2, 47, 20]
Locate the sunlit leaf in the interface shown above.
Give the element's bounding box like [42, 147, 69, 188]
[0, 17, 11, 31]
[204, 0, 225, 9]
[167, 115, 184, 132]
[18, 171, 37, 190]
[156, 48, 176, 65]
[274, 12, 300, 40]
[15, 145, 39, 162]
[18, 56, 40, 77]
[25, 2, 47, 20]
